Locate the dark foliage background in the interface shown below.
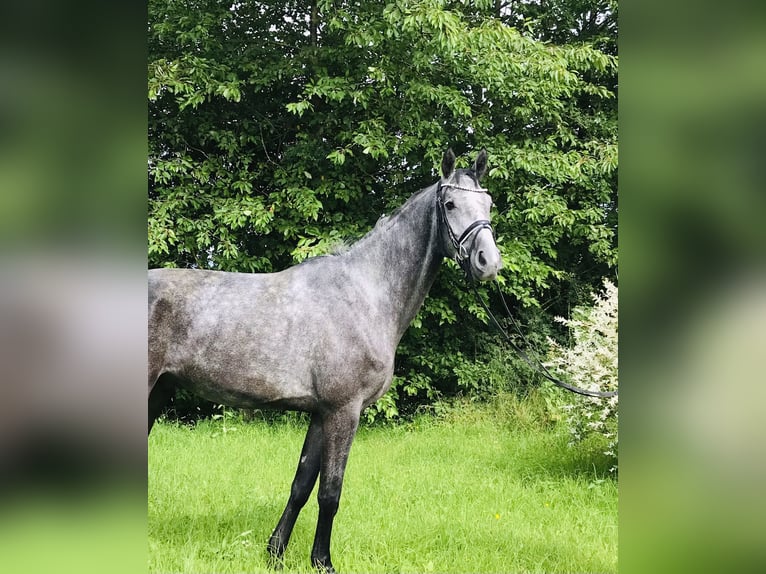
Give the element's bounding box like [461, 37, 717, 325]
[148, 0, 618, 420]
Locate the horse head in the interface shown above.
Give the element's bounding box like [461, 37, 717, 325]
[438, 148, 503, 281]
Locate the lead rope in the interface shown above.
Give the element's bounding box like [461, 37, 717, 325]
[469, 281, 618, 399]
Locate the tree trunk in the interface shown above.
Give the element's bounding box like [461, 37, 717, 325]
[310, 0, 319, 48]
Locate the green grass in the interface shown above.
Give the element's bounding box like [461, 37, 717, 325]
[149, 399, 617, 573]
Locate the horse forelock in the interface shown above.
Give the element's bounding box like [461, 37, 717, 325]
[447, 167, 483, 190]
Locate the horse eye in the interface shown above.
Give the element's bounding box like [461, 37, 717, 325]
[445, 201, 456, 211]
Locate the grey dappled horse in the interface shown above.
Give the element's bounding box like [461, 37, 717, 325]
[148, 149, 502, 572]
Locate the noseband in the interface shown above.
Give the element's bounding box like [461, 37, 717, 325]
[436, 181, 494, 278]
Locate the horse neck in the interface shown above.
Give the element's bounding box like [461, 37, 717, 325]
[347, 184, 443, 340]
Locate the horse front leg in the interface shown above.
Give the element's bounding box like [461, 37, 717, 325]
[268, 413, 322, 563]
[311, 405, 361, 573]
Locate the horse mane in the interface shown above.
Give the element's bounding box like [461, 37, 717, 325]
[347, 183, 436, 250]
[293, 182, 437, 265]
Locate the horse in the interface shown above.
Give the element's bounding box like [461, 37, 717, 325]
[148, 148, 502, 572]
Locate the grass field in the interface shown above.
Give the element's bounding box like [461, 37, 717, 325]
[149, 398, 617, 573]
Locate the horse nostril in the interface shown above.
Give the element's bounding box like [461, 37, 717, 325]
[478, 250, 487, 267]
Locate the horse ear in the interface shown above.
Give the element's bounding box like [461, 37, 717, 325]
[441, 148, 456, 179]
[473, 148, 488, 181]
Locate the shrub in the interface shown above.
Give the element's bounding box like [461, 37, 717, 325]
[546, 279, 618, 473]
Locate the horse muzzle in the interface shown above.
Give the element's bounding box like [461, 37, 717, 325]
[468, 229, 502, 281]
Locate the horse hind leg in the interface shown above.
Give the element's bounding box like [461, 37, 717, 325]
[148, 373, 176, 434]
[268, 413, 323, 563]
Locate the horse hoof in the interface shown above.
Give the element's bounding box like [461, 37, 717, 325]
[312, 558, 336, 573]
[266, 542, 286, 570]
[268, 557, 285, 571]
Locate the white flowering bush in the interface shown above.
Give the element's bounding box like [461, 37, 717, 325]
[547, 279, 618, 472]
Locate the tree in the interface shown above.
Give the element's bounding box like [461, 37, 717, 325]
[148, 0, 618, 419]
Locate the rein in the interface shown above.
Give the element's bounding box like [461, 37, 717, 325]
[470, 281, 618, 399]
[434, 180, 616, 399]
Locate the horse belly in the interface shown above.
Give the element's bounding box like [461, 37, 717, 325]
[165, 325, 319, 412]
[173, 359, 319, 412]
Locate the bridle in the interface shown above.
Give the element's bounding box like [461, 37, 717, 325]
[436, 180, 494, 279]
[436, 179, 618, 399]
